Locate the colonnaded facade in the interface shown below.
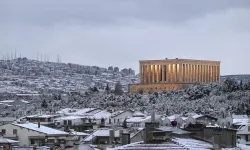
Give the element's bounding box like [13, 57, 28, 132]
[129, 58, 221, 93]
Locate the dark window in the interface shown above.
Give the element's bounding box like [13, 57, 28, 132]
[13, 129, 17, 135]
[1, 129, 6, 135]
[248, 126, 250, 131]
[68, 120, 72, 126]
[31, 139, 35, 144]
[246, 135, 249, 142]
[64, 120, 67, 125]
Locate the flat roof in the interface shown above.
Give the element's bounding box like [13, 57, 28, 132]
[140, 58, 221, 64]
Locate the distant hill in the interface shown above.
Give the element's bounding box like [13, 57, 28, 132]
[221, 75, 250, 83]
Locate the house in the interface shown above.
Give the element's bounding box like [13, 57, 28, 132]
[54, 116, 86, 126]
[57, 108, 102, 116]
[192, 114, 217, 125]
[232, 114, 249, 129]
[0, 137, 19, 149]
[236, 123, 250, 145]
[109, 110, 134, 125]
[25, 114, 61, 127]
[82, 128, 121, 145]
[0, 118, 16, 125]
[0, 122, 69, 148]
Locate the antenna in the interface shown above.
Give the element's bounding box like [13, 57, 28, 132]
[15, 48, 16, 59]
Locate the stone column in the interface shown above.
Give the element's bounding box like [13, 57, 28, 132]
[148, 65, 151, 83]
[178, 63, 182, 83]
[218, 66, 220, 83]
[152, 65, 155, 83]
[215, 66, 218, 82]
[166, 64, 168, 82]
[182, 64, 185, 83]
[162, 65, 165, 82]
[186, 64, 189, 83]
[142, 65, 146, 83]
[204, 65, 207, 83]
[195, 65, 198, 82]
[170, 64, 173, 82]
[140, 65, 143, 83]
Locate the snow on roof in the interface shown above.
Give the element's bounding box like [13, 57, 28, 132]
[232, 114, 249, 119]
[83, 129, 112, 142]
[55, 115, 85, 121]
[107, 141, 188, 150]
[58, 108, 97, 116]
[21, 100, 30, 104]
[0, 100, 15, 103]
[0, 137, 19, 143]
[172, 138, 213, 149]
[192, 114, 204, 119]
[70, 131, 90, 136]
[86, 110, 111, 119]
[233, 118, 249, 125]
[157, 127, 192, 135]
[111, 110, 124, 117]
[132, 112, 146, 117]
[13, 123, 69, 135]
[26, 114, 60, 118]
[126, 116, 151, 123]
[167, 114, 179, 121]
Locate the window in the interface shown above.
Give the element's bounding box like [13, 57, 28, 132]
[248, 126, 250, 131]
[68, 120, 72, 126]
[114, 119, 116, 123]
[13, 129, 17, 135]
[246, 135, 249, 142]
[1, 129, 6, 135]
[64, 120, 67, 125]
[31, 139, 35, 145]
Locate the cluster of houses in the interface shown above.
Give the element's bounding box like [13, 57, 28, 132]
[0, 107, 249, 149]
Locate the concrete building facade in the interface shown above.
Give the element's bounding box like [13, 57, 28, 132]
[130, 58, 221, 93]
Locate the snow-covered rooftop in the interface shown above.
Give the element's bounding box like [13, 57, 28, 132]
[86, 110, 111, 119]
[26, 114, 60, 118]
[0, 137, 19, 144]
[172, 138, 213, 150]
[13, 122, 69, 135]
[54, 115, 85, 121]
[70, 131, 90, 136]
[126, 116, 151, 123]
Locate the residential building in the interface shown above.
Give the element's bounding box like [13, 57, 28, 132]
[25, 114, 61, 127]
[109, 110, 134, 125]
[0, 118, 16, 125]
[0, 137, 19, 149]
[0, 122, 69, 148]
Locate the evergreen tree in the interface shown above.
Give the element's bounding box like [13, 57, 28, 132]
[122, 118, 127, 128]
[41, 99, 48, 108]
[58, 94, 62, 100]
[106, 84, 110, 91]
[114, 81, 123, 95]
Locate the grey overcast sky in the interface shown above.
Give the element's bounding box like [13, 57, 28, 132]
[0, 0, 250, 75]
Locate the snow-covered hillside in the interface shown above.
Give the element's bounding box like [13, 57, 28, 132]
[1, 78, 250, 119]
[0, 58, 138, 94]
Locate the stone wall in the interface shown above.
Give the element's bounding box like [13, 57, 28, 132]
[129, 83, 191, 93]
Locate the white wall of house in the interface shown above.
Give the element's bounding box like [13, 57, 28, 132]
[0, 124, 46, 146]
[237, 124, 250, 145]
[109, 111, 133, 125]
[55, 118, 84, 126]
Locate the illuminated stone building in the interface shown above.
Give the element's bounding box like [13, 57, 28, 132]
[129, 58, 221, 93]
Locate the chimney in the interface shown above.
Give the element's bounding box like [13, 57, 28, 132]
[151, 105, 156, 122]
[109, 129, 114, 145]
[121, 133, 130, 145]
[38, 119, 40, 128]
